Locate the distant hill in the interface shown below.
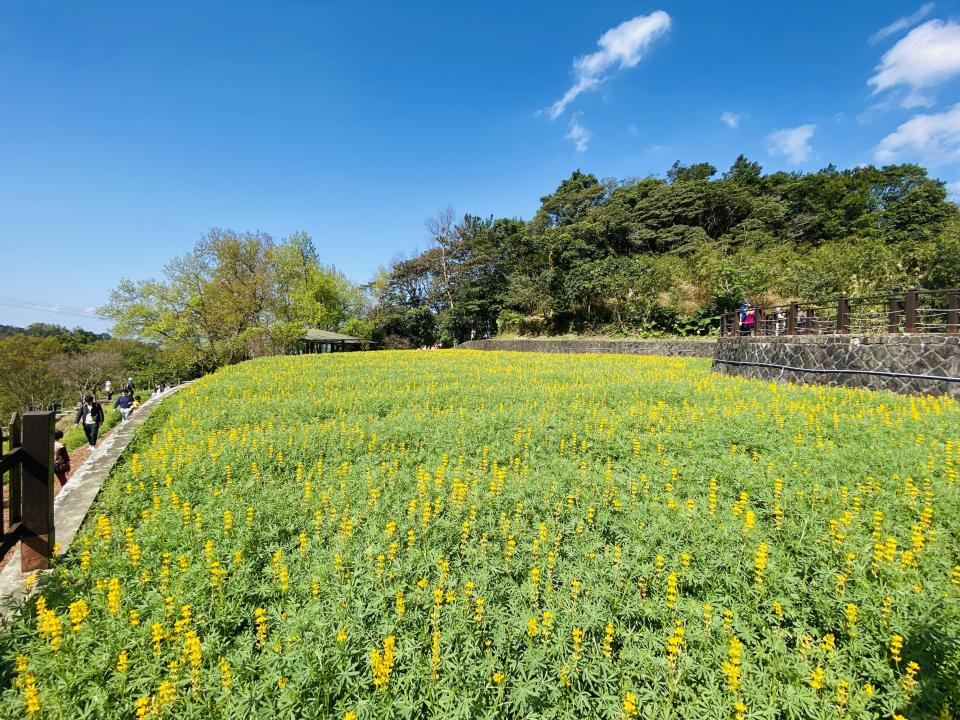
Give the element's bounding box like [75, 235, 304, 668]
[0, 323, 110, 342]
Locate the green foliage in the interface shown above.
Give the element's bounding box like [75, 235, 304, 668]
[0, 335, 67, 419]
[101, 230, 364, 370]
[0, 324, 109, 348]
[373, 161, 959, 344]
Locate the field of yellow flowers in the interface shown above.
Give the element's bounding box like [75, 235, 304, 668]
[1, 350, 959, 720]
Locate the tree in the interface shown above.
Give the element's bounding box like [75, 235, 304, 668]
[102, 229, 362, 368]
[371, 159, 958, 342]
[49, 347, 124, 403]
[0, 335, 67, 417]
[667, 161, 717, 183]
[272, 234, 365, 331]
[723, 155, 763, 185]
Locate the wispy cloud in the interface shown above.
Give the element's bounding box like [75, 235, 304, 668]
[875, 103, 960, 164]
[869, 3, 934, 44]
[547, 11, 671, 119]
[868, 19, 960, 108]
[948, 180, 960, 201]
[767, 124, 816, 164]
[566, 114, 592, 153]
[720, 111, 741, 129]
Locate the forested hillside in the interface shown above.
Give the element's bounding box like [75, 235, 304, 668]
[0, 324, 172, 419]
[368, 158, 960, 346]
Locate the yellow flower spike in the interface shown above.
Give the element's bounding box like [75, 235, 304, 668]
[603, 622, 614, 659]
[754, 543, 769, 586]
[890, 634, 904, 663]
[22, 672, 40, 715]
[845, 603, 858, 636]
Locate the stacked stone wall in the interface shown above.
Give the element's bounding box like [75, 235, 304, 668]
[713, 334, 960, 399]
[457, 338, 716, 358]
[458, 335, 960, 399]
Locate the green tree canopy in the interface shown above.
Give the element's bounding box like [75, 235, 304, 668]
[101, 229, 361, 369]
[371, 161, 958, 344]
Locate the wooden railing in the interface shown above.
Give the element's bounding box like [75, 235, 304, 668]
[720, 288, 960, 337]
[1, 411, 55, 571]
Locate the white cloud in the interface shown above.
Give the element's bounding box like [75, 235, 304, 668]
[547, 11, 671, 119]
[566, 114, 592, 153]
[948, 180, 960, 200]
[869, 3, 934, 44]
[767, 124, 817, 164]
[868, 19, 960, 108]
[874, 103, 960, 164]
[720, 111, 740, 129]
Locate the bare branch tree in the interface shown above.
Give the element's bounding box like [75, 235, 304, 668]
[49, 350, 123, 403]
[425, 206, 461, 312]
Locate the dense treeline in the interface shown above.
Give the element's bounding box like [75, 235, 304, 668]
[0, 324, 175, 419]
[0, 323, 108, 347]
[367, 158, 960, 346]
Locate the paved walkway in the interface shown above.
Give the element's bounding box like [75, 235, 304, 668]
[0, 384, 186, 619]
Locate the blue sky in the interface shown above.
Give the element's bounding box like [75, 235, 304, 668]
[2, 0, 960, 332]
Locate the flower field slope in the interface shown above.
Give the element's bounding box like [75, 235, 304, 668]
[2, 350, 959, 720]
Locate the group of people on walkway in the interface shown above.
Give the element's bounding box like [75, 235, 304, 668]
[76, 378, 137, 449]
[52, 377, 173, 490]
[737, 302, 807, 336]
[74, 377, 173, 448]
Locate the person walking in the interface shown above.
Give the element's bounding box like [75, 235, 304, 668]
[126, 377, 135, 393]
[104, 379, 113, 401]
[76, 394, 104, 447]
[53, 430, 71, 487]
[114, 389, 134, 420]
[738, 304, 756, 336]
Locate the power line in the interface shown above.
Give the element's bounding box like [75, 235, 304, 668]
[0, 295, 107, 320]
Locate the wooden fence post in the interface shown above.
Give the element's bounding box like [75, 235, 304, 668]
[887, 297, 901, 333]
[947, 293, 959, 335]
[836, 297, 850, 334]
[787, 303, 797, 335]
[20, 411, 54, 572]
[7, 413, 22, 526]
[904, 289, 917, 333]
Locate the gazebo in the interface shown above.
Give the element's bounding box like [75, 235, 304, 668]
[297, 329, 364, 354]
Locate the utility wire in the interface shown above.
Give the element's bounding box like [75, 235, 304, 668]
[0, 295, 107, 319]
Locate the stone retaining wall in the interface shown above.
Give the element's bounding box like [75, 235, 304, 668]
[458, 338, 716, 358]
[713, 334, 960, 399]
